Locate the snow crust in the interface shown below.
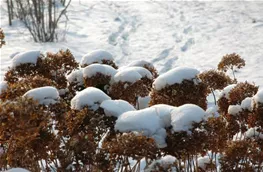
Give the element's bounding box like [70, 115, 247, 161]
[228, 105, 242, 115]
[6, 168, 30, 172]
[71, 87, 111, 110]
[80, 49, 114, 66]
[241, 97, 253, 111]
[113, 67, 153, 83]
[153, 67, 199, 90]
[11, 50, 40, 68]
[100, 99, 136, 117]
[171, 104, 206, 132]
[253, 89, 263, 104]
[0, 81, 8, 95]
[219, 84, 236, 99]
[67, 68, 84, 86]
[23, 86, 59, 105]
[83, 64, 117, 78]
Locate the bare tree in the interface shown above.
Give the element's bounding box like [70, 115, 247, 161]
[8, 0, 71, 42]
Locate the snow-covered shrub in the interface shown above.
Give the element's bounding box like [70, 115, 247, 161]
[218, 53, 245, 81]
[0, 76, 58, 102]
[83, 64, 117, 93]
[109, 67, 153, 106]
[145, 155, 178, 172]
[67, 68, 85, 92]
[150, 67, 207, 109]
[127, 60, 158, 78]
[80, 49, 118, 69]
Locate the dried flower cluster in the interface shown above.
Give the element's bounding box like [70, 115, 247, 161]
[0, 28, 5, 48]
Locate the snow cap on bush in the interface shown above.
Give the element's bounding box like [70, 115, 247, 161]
[171, 104, 206, 132]
[153, 66, 199, 90]
[113, 67, 153, 83]
[80, 49, 113, 66]
[7, 168, 30, 172]
[23, 86, 59, 105]
[100, 99, 136, 117]
[219, 84, 237, 99]
[253, 89, 263, 104]
[241, 97, 253, 111]
[228, 105, 242, 115]
[83, 63, 117, 78]
[127, 60, 155, 69]
[145, 155, 177, 172]
[71, 87, 111, 110]
[151, 104, 176, 128]
[67, 68, 84, 86]
[11, 50, 40, 68]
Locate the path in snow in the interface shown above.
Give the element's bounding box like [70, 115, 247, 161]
[1, 1, 263, 87]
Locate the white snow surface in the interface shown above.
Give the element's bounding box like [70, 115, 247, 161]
[127, 60, 154, 68]
[113, 66, 153, 83]
[71, 87, 111, 110]
[66, 68, 84, 85]
[23, 86, 59, 105]
[151, 104, 176, 128]
[241, 97, 253, 111]
[219, 84, 237, 99]
[253, 89, 263, 104]
[228, 105, 242, 115]
[11, 50, 40, 68]
[145, 155, 177, 172]
[0, 81, 8, 95]
[100, 99, 136, 118]
[233, 127, 263, 141]
[6, 168, 30, 172]
[83, 63, 117, 78]
[80, 49, 114, 66]
[153, 67, 199, 90]
[136, 96, 151, 109]
[171, 104, 206, 132]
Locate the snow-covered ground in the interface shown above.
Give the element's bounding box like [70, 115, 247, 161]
[1, 1, 263, 87]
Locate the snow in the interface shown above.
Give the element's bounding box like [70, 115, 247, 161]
[233, 127, 263, 141]
[115, 107, 167, 147]
[136, 96, 151, 109]
[83, 63, 117, 78]
[0, 81, 8, 95]
[23, 86, 59, 105]
[6, 168, 30, 172]
[66, 68, 84, 86]
[241, 97, 253, 111]
[127, 60, 154, 68]
[218, 84, 237, 99]
[80, 49, 114, 67]
[113, 67, 153, 83]
[228, 105, 242, 115]
[206, 106, 220, 118]
[70, 87, 111, 110]
[197, 156, 211, 171]
[151, 104, 176, 128]
[100, 99, 136, 117]
[171, 104, 206, 133]
[145, 155, 177, 172]
[153, 67, 199, 90]
[11, 50, 40, 68]
[253, 89, 263, 104]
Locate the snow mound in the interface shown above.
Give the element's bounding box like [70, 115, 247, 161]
[113, 67, 153, 83]
[127, 60, 154, 68]
[151, 104, 176, 128]
[11, 50, 40, 68]
[153, 67, 199, 90]
[23, 86, 59, 105]
[228, 105, 242, 115]
[233, 127, 263, 141]
[171, 104, 206, 132]
[67, 68, 84, 86]
[219, 84, 237, 99]
[241, 97, 253, 111]
[6, 168, 30, 172]
[145, 155, 177, 172]
[136, 96, 151, 109]
[71, 87, 111, 110]
[115, 107, 167, 147]
[198, 156, 211, 171]
[100, 99, 136, 117]
[80, 49, 113, 66]
[83, 64, 117, 78]
[253, 89, 263, 104]
[0, 81, 8, 95]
